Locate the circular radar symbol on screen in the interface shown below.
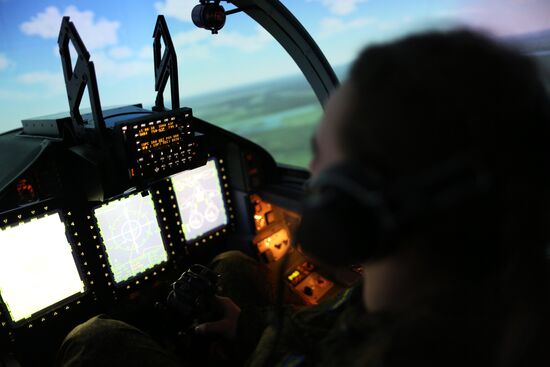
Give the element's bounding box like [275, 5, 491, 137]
[106, 207, 157, 257]
[121, 219, 143, 242]
[205, 203, 219, 223]
[188, 211, 204, 229]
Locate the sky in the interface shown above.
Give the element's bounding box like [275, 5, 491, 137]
[0, 0, 549, 132]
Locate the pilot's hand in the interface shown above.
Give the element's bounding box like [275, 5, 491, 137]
[195, 295, 241, 340]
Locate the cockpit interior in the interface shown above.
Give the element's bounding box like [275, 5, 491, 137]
[0, 0, 549, 365]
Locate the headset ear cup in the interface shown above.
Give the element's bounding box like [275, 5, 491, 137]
[297, 188, 381, 266]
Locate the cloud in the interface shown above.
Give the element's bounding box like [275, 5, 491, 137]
[433, 7, 483, 20]
[211, 25, 272, 52]
[173, 25, 272, 58]
[20, 6, 120, 50]
[318, 17, 373, 37]
[109, 46, 133, 59]
[177, 44, 211, 60]
[14, 55, 149, 92]
[0, 89, 33, 101]
[0, 53, 11, 70]
[20, 6, 60, 38]
[17, 71, 65, 95]
[92, 52, 151, 79]
[173, 28, 210, 47]
[138, 45, 153, 60]
[435, 0, 550, 36]
[309, 0, 368, 16]
[155, 0, 195, 22]
[14, 54, 151, 103]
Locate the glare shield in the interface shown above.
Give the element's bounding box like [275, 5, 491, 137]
[94, 193, 167, 284]
[0, 213, 85, 323]
[172, 159, 228, 241]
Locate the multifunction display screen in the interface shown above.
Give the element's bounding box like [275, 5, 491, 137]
[0, 213, 85, 323]
[94, 192, 167, 284]
[172, 159, 228, 241]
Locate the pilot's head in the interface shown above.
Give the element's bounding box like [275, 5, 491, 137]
[311, 30, 550, 180]
[304, 30, 550, 313]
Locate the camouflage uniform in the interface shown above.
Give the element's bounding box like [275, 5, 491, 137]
[56, 314, 183, 367]
[56, 251, 364, 367]
[242, 283, 363, 367]
[205, 250, 367, 366]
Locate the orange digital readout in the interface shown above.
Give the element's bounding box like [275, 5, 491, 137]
[137, 121, 176, 138]
[139, 133, 180, 152]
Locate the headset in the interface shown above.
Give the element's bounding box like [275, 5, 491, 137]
[295, 154, 493, 266]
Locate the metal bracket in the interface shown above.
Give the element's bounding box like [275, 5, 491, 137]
[153, 15, 180, 112]
[57, 16, 106, 142]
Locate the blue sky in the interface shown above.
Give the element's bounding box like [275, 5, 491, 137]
[1, 0, 549, 132]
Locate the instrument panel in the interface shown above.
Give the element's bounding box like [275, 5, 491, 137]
[0, 156, 232, 329]
[0, 109, 252, 365]
[0, 106, 357, 366]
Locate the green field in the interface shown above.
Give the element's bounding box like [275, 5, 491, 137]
[180, 48, 550, 169]
[185, 69, 346, 168]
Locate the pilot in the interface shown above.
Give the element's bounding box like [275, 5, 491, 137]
[56, 29, 550, 367]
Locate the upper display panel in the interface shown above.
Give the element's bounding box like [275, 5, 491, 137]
[171, 159, 228, 241]
[94, 192, 167, 284]
[118, 108, 196, 182]
[0, 212, 85, 324]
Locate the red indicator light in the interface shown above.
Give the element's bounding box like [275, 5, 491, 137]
[16, 178, 36, 202]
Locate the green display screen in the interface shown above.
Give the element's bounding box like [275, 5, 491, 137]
[94, 193, 167, 284]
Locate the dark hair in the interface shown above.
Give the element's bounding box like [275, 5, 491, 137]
[341, 30, 550, 366]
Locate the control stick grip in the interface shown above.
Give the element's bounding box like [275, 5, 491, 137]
[166, 264, 222, 327]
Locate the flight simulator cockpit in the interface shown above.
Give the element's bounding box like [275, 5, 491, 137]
[2, 0, 550, 365]
[0, 1, 347, 365]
